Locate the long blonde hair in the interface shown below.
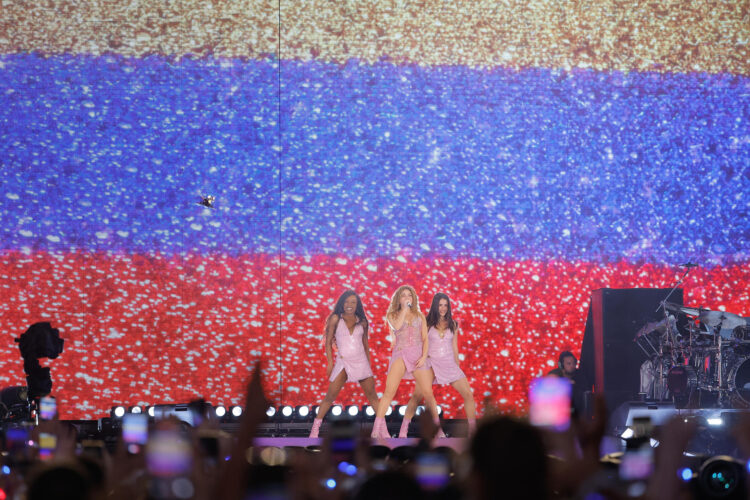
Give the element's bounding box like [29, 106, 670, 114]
[385, 285, 423, 322]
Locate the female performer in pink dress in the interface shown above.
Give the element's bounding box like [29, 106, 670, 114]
[371, 285, 445, 438]
[398, 293, 476, 437]
[309, 290, 379, 438]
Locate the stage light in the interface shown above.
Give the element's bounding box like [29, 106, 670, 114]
[331, 405, 343, 417]
[215, 405, 227, 418]
[142, 404, 204, 426]
[266, 406, 276, 418]
[324, 478, 336, 489]
[231, 406, 243, 418]
[346, 405, 359, 417]
[397, 405, 406, 417]
[364, 405, 375, 418]
[620, 428, 634, 440]
[313, 405, 320, 416]
[129, 406, 142, 414]
[385, 406, 393, 417]
[281, 406, 294, 418]
[111, 406, 126, 419]
[15, 322, 64, 399]
[679, 467, 694, 482]
[436, 405, 443, 416]
[707, 418, 723, 426]
[296, 406, 311, 419]
[415, 405, 424, 416]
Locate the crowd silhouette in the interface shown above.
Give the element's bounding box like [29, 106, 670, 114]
[2, 362, 750, 499]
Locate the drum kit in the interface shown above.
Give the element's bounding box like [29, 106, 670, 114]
[635, 301, 750, 408]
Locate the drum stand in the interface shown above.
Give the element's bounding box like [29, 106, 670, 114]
[716, 337, 730, 408]
[654, 266, 692, 405]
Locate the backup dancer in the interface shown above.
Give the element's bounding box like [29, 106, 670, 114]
[309, 290, 379, 438]
[371, 285, 445, 438]
[399, 292, 476, 437]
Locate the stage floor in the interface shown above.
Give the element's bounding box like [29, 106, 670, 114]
[253, 437, 468, 451]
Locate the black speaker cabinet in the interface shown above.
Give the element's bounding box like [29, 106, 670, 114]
[579, 288, 683, 414]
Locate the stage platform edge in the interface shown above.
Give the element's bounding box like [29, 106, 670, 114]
[253, 436, 467, 452]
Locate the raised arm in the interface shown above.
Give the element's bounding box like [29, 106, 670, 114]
[388, 307, 409, 331]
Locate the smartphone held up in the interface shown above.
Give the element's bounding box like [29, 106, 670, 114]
[529, 376, 572, 431]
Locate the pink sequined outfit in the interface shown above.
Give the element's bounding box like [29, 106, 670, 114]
[389, 316, 431, 379]
[329, 318, 374, 383]
[427, 326, 466, 384]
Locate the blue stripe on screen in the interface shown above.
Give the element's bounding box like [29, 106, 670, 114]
[1, 54, 748, 263]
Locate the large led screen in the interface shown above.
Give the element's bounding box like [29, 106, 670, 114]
[1, 1, 749, 419]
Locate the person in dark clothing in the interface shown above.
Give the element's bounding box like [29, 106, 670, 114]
[547, 351, 586, 416]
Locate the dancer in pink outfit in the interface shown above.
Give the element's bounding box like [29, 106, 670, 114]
[309, 291, 379, 438]
[370, 285, 445, 439]
[399, 293, 476, 437]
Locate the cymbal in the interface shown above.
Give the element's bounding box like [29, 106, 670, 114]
[635, 319, 667, 339]
[680, 305, 702, 316]
[635, 315, 681, 339]
[662, 301, 684, 313]
[699, 310, 747, 330]
[663, 301, 702, 316]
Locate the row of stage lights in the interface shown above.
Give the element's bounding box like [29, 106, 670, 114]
[110, 404, 443, 422]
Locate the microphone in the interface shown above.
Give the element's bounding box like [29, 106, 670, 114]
[679, 262, 699, 268]
[407, 302, 412, 308]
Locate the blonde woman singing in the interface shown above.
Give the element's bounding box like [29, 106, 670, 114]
[371, 285, 445, 438]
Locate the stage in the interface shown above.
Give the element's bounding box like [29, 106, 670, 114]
[254, 437, 467, 452]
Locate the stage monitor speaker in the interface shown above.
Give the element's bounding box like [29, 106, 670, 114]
[579, 288, 683, 414]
